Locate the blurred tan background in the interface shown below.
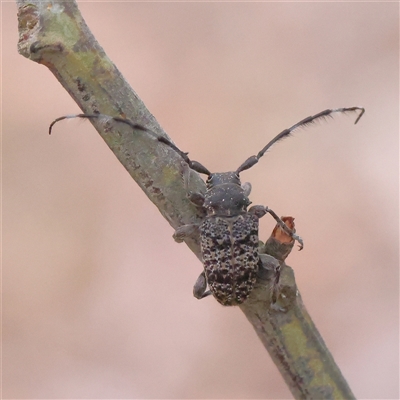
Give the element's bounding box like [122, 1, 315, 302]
[3, 2, 399, 399]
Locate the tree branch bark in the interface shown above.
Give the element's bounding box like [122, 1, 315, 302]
[16, 1, 355, 398]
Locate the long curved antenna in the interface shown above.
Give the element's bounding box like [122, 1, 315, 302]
[236, 107, 365, 174]
[49, 113, 211, 176]
[49, 113, 149, 136]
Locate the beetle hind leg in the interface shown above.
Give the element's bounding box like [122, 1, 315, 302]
[193, 271, 212, 300]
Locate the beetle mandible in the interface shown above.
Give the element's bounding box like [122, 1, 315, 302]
[49, 107, 365, 306]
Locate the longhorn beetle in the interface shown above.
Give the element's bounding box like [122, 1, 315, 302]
[49, 107, 365, 306]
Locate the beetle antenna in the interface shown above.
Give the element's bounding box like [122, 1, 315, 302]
[49, 113, 211, 176]
[236, 107, 365, 174]
[49, 113, 151, 136]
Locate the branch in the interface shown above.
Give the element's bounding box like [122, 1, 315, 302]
[17, 0, 205, 257]
[16, 1, 355, 398]
[242, 219, 355, 398]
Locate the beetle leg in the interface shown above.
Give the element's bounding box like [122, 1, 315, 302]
[248, 204, 267, 218]
[173, 223, 200, 243]
[258, 254, 286, 309]
[181, 162, 205, 207]
[270, 261, 282, 305]
[265, 208, 304, 250]
[249, 205, 304, 250]
[257, 254, 280, 281]
[193, 271, 212, 300]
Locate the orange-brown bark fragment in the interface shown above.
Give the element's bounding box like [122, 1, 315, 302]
[271, 216, 295, 244]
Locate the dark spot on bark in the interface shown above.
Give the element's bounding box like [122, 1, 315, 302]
[76, 78, 86, 92]
[30, 42, 64, 53]
[143, 179, 153, 188]
[29, 41, 40, 53]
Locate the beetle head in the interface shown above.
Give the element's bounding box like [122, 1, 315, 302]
[203, 172, 251, 216]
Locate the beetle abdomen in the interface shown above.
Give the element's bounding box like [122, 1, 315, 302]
[200, 214, 260, 305]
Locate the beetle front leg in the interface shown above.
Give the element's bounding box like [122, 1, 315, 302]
[193, 271, 212, 300]
[181, 162, 205, 207]
[249, 205, 304, 250]
[266, 208, 304, 250]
